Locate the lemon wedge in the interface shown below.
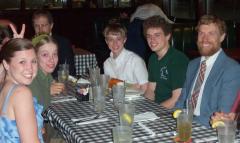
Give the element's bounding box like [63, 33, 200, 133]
[173, 109, 182, 118]
[211, 121, 225, 128]
[122, 113, 133, 124]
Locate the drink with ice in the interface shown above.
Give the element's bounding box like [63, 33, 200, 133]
[218, 134, 235, 143]
[217, 120, 236, 143]
[177, 109, 193, 142]
[177, 121, 192, 141]
[113, 126, 132, 143]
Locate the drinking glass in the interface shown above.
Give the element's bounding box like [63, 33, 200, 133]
[177, 109, 193, 142]
[58, 70, 69, 83]
[99, 74, 110, 96]
[89, 67, 100, 86]
[217, 120, 237, 143]
[59, 64, 69, 73]
[92, 86, 105, 113]
[112, 85, 125, 109]
[119, 103, 135, 127]
[57, 70, 68, 95]
[112, 126, 132, 143]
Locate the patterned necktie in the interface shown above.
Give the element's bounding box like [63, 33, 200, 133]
[191, 60, 207, 110]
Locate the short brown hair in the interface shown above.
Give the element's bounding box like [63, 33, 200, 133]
[103, 19, 127, 38]
[196, 15, 226, 35]
[143, 15, 172, 36]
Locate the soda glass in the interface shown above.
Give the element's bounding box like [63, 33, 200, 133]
[112, 126, 132, 143]
[177, 109, 193, 142]
[58, 70, 69, 83]
[119, 103, 135, 127]
[217, 120, 237, 143]
[99, 74, 110, 96]
[92, 86, 105, 113]
[112, 85, 125, 110]
[88, 67, 100, 86]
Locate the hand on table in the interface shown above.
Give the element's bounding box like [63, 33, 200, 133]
[211, 112, 236, 122]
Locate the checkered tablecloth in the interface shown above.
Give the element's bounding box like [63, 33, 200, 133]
[74, 54, 98, 76]
[45, 86, 240, 143]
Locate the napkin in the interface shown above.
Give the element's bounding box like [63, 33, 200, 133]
[75, 118, 108, 125]
[194, 136, 217, 143]
[134, 112, 159, 122]
[51, 96, 77, 103]
[71, 115, 97, 122]
[77, 78, 90, 84]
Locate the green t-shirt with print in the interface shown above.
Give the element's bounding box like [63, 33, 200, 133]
[148, 47, 189, 104]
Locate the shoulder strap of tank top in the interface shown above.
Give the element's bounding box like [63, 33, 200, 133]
[2, 84, 18, 114]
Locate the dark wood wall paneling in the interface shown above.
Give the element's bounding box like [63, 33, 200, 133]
[0, 8, 134, 51]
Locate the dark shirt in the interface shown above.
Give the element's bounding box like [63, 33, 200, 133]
[52, 34, 76, 78]
[125, 18, 152, 65]
[148, 47, 189, 103]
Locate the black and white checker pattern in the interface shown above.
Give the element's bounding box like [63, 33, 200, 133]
[45, 89, 240, 143]
[74, 54, 98, 76]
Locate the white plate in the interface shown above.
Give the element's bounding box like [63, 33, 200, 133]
[68, 75, 78, 83]
[134, 112, 159, 122]
[77, 78, 90, 84]
[125, 88, 145, 100]
[125, 88, 144, 96]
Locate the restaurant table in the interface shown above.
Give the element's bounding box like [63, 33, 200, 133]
[73, 48, 98, 76]
[44, 85, 240, 143]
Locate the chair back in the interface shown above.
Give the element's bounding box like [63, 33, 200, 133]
[231, 90, 240, 112]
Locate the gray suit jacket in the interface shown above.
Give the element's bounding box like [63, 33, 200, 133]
[176, 50, 240, 127]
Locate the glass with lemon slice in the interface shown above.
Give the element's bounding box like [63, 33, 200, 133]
[173, 109, 193, 142]
[112, 126, 132, 143]
[217, 120, 237, 143]
[119, 103, 135, 127]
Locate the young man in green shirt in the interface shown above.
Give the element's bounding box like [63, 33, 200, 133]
[143, 16, 189, 109]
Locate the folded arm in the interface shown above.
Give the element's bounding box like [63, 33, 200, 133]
[144, 82, 156, 100]
[160, 88, 182, 109]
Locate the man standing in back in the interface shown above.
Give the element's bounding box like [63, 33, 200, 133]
[143, 16, 189, 109]
[32, 10, 76, 78]
[175, 15, 240, 127]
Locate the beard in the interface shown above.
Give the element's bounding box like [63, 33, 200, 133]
[197, 42, 220, 57]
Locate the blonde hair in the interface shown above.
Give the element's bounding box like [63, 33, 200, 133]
[32, 34, 58, 53]
[103, 19, 127, 38]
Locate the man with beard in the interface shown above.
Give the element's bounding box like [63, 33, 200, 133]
[175, 15, 240, 127]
